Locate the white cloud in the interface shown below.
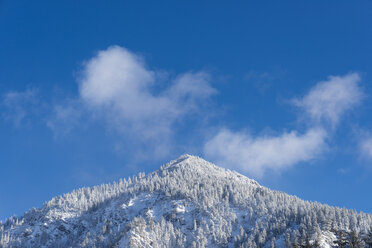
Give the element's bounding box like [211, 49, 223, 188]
[360, 137, 372, 160]
[203, 73, 364, 178]
[293, 73, 362, 126]
[337, 168, 350, 175]
[46, 99, 83, 137]
[80, 46, 155, 108]
[245, 68, 286, 94]
[1, 89, 39, 127]
[167, 72, 217, 112]
[18, 46, 362, 175]
[204, 128, 326, 178]
[77, 45, 216, 156]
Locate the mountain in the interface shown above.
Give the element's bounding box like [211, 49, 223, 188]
[1, 155, 371, 247]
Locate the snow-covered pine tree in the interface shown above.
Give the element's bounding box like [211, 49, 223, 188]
[0, 155, 371, 247]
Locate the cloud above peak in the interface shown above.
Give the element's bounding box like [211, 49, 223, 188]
[360, 137, 372, 161]
[204, 128, 326, 178]
[79, 46, 156, 109]
[294, 73, 362, 126]
[3, 45, 365, 178]
[76, 46, 216, 156]
[204, 73, 363, 178]
[1, 89, 40, 127]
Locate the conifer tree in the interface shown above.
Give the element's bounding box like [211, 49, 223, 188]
[348, 230, 364, 248]
[302, 234, 312, 248]
[333, 230, 348, 248]
[312, 239, 321, 248]
[364, 227, 372, 248]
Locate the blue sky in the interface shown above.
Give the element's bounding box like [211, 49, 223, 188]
[1, 0, 372, 220]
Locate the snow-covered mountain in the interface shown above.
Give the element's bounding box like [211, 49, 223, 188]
[1, 155, 371, 247]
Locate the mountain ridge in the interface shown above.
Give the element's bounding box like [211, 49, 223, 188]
[1, 155, 371, 247]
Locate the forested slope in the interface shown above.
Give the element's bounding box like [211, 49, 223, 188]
[1, 155, 371, 247]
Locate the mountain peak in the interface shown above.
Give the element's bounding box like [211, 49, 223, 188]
[1, 156, 372, 247]
[159, 154, 260, 187]
[161, 154, 226, 173]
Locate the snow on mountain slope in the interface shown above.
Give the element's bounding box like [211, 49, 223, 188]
[1, 155, 371, 247]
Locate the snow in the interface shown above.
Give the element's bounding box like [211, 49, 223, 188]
[1, 155, 371, 247]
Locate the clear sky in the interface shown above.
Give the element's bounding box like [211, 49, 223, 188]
[1, 0, 372, 220]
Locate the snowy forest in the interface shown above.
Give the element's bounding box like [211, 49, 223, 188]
[1, 155, 372, 247]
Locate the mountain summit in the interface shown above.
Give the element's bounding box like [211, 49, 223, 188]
[1, 155, 371, 247]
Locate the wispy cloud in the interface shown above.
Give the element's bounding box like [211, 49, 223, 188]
[204, 128, 326, 178]
[1, 89, 39, 127]
[49, 45, 216, 158]
[2, 47, 366, 177]
[46, 98, 83, 137]
[293, 73, 362, 127]
[245, 67, 286, 94]
[360, 137, 372, 161]
[337, 168, 350, 175]
[204, 73, 363, 178]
